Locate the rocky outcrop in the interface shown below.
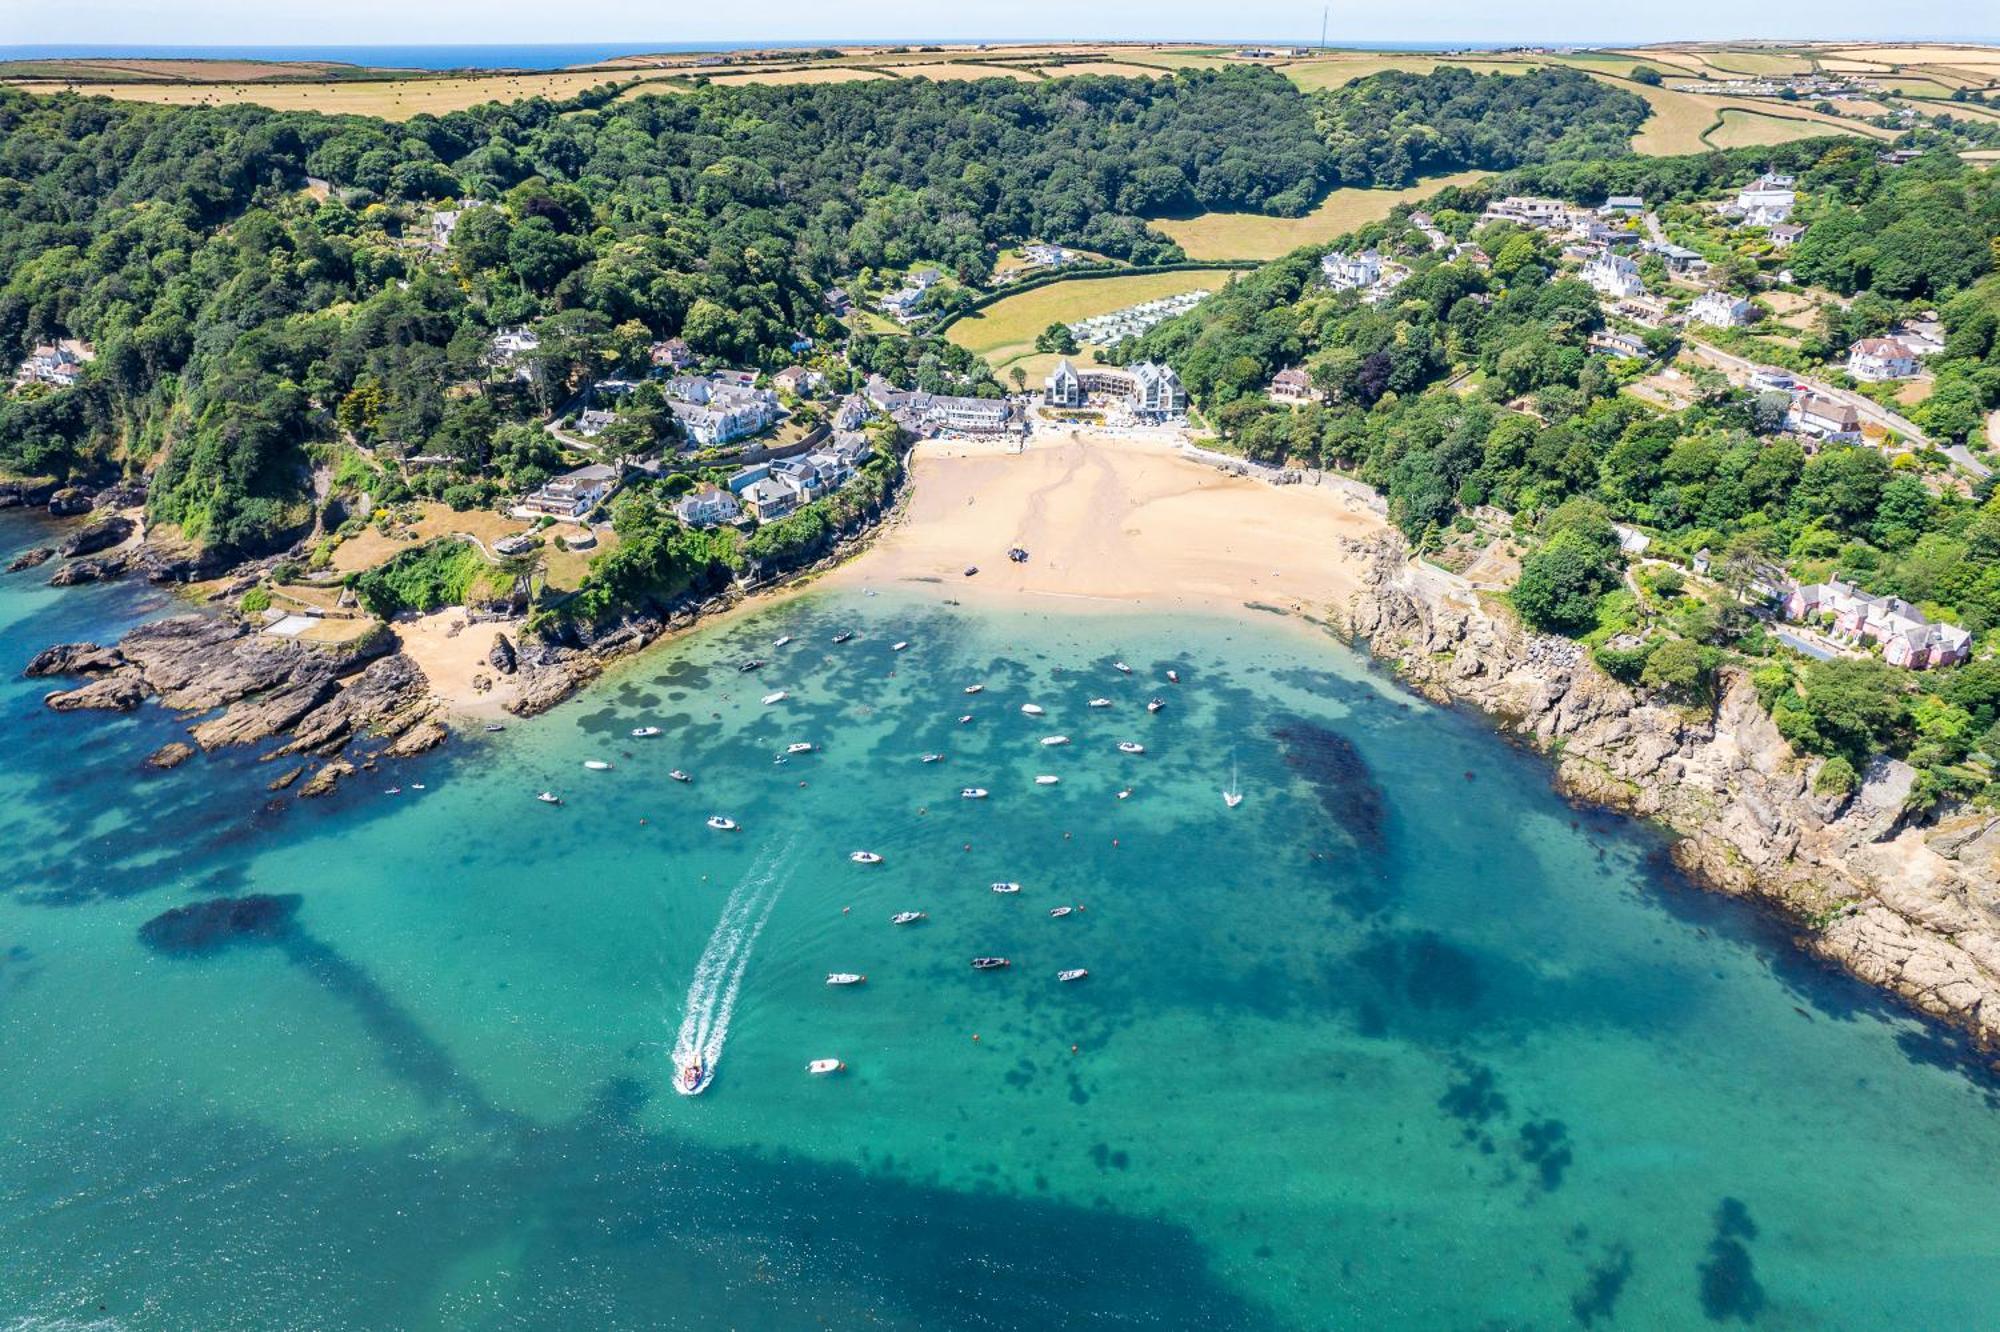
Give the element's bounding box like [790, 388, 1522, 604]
[488, 631, 517, 675]
[48, 554, 133, 586]
[46, 487, 95, 517]
[0, 478, 59, 510]
[57, 516, 134, 559]
[6, 547, 54, 573]
[146, 742, 195, 770]
[298, 761, 353, 798]
[1336, 533, 2000, 1048]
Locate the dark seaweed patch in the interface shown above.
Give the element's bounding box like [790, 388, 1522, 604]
[1697, 1198, 1765, 1323]
[1438, 1060, 1509, 1150]
[138, 893, 300, 954]
[1351, 930, 1485, 1014]
[1518, 1119, 1573, 1191]
[1571, 1244, 1634, 1327]
[1271, 718, 1389, 857]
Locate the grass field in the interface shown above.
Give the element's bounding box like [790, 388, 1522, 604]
[1706, 107, 1846, 148]
[945, 270, 1225, 374]
[1030, 61, 1170, 79]
[878, 62, 1042, 82]
[5, 70, 666, 117]
[1700, 51, 1816, 76]
[702, 68, 887, 87]
[1152, 169, 1489, 261]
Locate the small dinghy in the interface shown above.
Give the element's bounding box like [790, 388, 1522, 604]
[1035, 775, 1060, 785]
[739, 659, 766, 673]
[670, 770, 692, 783]
[773, 635, 792, 648]
[1118, 741, 1146, 755]
[991, 881, 1021, 894]
[584, 760, 613, 771]
[961, 787, 989, 800]
[763, 690, 789, 705]
[676, 1059, 712, 1096]
[964, 684, 984, 695]
[786, 741, 816, 755]
[1041, 735, 1070, 747]
[921, 753, 945, 763]
[1167, 670, 1181, 684]
[411, 784, 426, 791]
[1089, 698, 1112, 709]
[832, 630, 854, 644]
[808, 1058, 846, 1075]
[1116, 788, 1132, 800]
[485, 723, 507, 733]
[537, 792, 562, 805]
[850, 851, 883, 865]
[707, 815, 738, 831]
[1147, 697, 1165, 714]
[631, 726, 662, 738]
[970, 957, 1010, 970]
[384, 787, 401, 796]
[826, 973, 866, 986]
[1057, 968, 1089, 983]
[1049, 906, 1075, 918]
[892, 641, 909, 652]
[891, 911, 928, 925]
[1113, 661, 1132, 675]
[1020, 703, 1045, 717]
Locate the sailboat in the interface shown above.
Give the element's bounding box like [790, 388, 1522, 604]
[1223, 752, 1244, 808]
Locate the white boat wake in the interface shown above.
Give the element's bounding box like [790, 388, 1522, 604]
[672, 842, 790, 1093]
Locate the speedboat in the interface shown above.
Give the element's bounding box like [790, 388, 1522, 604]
[675, 1059, 713, 1095]
[584, 760, 612, 771]
[1147, 698, 1165, 714]
[958, 714, 974, 725]
[1223, 755, 1243, 809]
[1041, 735, 1070, 747]
[921, 753, 945, 763]
[892, 641, 909, 652]
[961, 787, 989, 800]
[808, 1058, 846, 1075]
[1167, 669, 1181, 684]
[773, 635, 792, 648]
[763, 690, 789, 705]
[1020, 703, 1045, 717]
[964, 684, 984, 695]
[670, 769, 692, 783]
[707, 815, 738, 831]
[536, 792, 561, 805]
[1057, 968, 1089, 983]
[1118, 741, 1146, 755]
[832, 630, 854, 644]
[1116, 788, 1132, 800]
[826, 972, 867, 986]
[631, 726, 662, 738]
[1113, 661, 1132, 675]
[891, 911, 928, 925]
[1089, 698, 1112, 709]
[970, 957, 1010, 970]
[1050, 906, 1075, 918]
[991, 881, 1021, 894]
[1224, 790, 1245, 808]
[850, 850, 883, 864]
[786, 741, 816, 755]
[739, 659, 765, 673]
[1035, 775, 1060, 785]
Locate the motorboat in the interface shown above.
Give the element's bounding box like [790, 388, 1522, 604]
[891, 911, 928, 925]
[1167, 669, 1181, 684]
[1020, 703, 1045, 717]
[763, 690, 789, 705]
[921, 753, 945, 763]
[1057, 969, 1089, 983]
[958, 715, 974, 725]
[675, 1059, 712, 1095]
[892, 641, 909, 652]
[1147, 698, 1165, 714]
[850, 851, 883, 865]
[584, 760, 612, 771]
[808, 1058, 846, 1075]
[961, 788, 989, 800]
[991, 881, 1021, 894]
[1035, 775, 1060, 785]
[1118, 742, 1146, 755]
[1113, 661, 1132, 675]
[485, 723, 507, 733]
[1088, 698, 1112, 709]
[1049, 906, 1074, 918]
[411, 784, 425, 791]
[786, 741, 816, 755]
[826, 973, 867, 986]
[964, 684, 984, 695]
[832, 630, 854, 644]
[1040, 735, 1070, 747]
[707, 815, 738, 831]
[384, 786, 401, 795]
[1223, 754, 1244, 809]
[1116, 788, 1132, 800]
[970, 957, 1010, 970]
[670, 770, 692, 783]
[739, 659, 766, 673]
[631, 726, 662, 738]
[536, 792, 562, 805]
[773, 635, 792, 648]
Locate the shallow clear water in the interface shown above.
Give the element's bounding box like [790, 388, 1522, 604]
[6, 505, 2000, 1330]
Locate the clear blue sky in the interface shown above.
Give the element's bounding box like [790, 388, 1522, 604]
[10, 1, 1994, 47]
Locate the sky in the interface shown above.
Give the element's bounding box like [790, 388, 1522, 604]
[6, 0, 1994, 48]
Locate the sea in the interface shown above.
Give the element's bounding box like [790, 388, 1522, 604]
[6, 501, 2000, 1329]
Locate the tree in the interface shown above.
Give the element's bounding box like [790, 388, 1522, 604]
[1512, 530, 1618, 633]
[1034, 322, 1080, 355]
[1640, 638, 1716, 698]
[1630, 66, 1664, 86]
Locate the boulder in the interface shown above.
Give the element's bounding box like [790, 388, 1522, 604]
[24, 641, 126, 677]
[49, 556, 130, 586]
[268, 766, 306, 792]
[146, 742, 195, 770]
[384, 716, 448, 758]
[56, 516, 134, 559]
[488, 631, 518, 675]
[5, 547, 54, 573]
[298, 760, 354, 798]
[46, 487, 94, 517]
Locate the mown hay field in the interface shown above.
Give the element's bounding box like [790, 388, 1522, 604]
[1152, 169, 1489, 261]
[4, 70, 670, 118]
[945, 270, 1226, 374]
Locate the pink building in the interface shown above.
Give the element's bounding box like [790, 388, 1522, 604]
[1784, 579, 1971, 669]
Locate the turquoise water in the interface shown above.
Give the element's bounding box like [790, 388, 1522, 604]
[8, 504, 2000, 1329]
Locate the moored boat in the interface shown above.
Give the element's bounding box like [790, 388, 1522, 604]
[826, 972, 867, 986]
[808, 1058, 846, 1075]
[971, 957, 1010, 970]
[1057, 968, 1089, 983]
[1117, 741, 1146, 755]
[763, 690, 789, 705]
[832, 630, 854, 644]
[921, 753, 945, 763]
[850, 850, 883, 864]
[964, 684, 984, 695]
[1089, 698, 1111, 709]
[961, 787, 989, 799]
[773, 635, 792, 648]
[1020, 703, 1045, 716]
[584, 760, 612, 771]
[991, 881, 1021, 894]
[536, 791, 561, 805]
[1113, 661, 1132, 674]
[892, 641, 909, 652]
[739, 659, 765, 673]
[1167, 669, 1180, 684]
[786, 741, 816, 755]
[631, 726, 662, 738]
[670, 769, 692, 783]
[1049, 906, 1074, 918]
[707, 815, 738, 831]
[1040, 735, 1070, 746]
[1147, 697, 1165, 714]
[891, 911, 928, 925]
[1035, 775, 1060, 785]
[958, 714, 974, 724]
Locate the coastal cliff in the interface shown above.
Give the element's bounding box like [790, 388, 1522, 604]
[1336, 534, 2000, 1049]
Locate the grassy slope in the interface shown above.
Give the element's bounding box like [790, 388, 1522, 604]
[1153, 170, 1490, 261]
[945, 270, 1225, 374]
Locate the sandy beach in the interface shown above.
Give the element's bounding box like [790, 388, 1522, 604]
[825, 429, 1390, 617]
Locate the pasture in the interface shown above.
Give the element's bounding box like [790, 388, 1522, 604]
[1152, 170, 1489, 261]
[945, 270, 1226, 375]
[4, 70, 665, 118]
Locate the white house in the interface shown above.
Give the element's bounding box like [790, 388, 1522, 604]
[1847, 337, 1920, 382]
[1583, 252, 1646, 300]
[1588, 329, 1650, 359]
[666, 374, 780, 446]
[1600, 194, 1644, 215]
[674, 482, 742, 528]
[1268, 367, 1321, 404]
[1732, 173, 1796, 227]
[520, 463, 618, 519]
[1321, 249, 1383, 291]
[1043, 359, 1185, 418]
[1481, 196, 1573, 230]
[488, 327, 539, 381]
[1688, 290, 1752, 329]
[1788, 393, 1861, 440]
[14, 340, 92, 388]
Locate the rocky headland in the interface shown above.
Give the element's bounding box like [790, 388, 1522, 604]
[1337, 533, 2000, 1050]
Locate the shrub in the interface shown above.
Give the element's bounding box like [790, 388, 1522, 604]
[1814, 755, 1859, 797]
[239, 586, 273, 615]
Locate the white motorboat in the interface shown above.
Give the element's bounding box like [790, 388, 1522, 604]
[773, 635, 792, 648]
[991, 881, 1021, 894]
[826, 972, 867, 986]
[891, 911, 928, 925]
[808, 1058, 846, 1075]
[961, 787, 989, 799]
[1020, 703, 1045, 716]
[1035, 775, 1060, 785]
[832, 630, 854, 644]
[383, 786, 401, 795]
[631, 726, 662, 738]
[958, 714, 974, 725]
[892, 641, 909, 652]
[1040, 735, 1070, 747]
[850, 850, 883, 865]
[1118, 742, 1146, 755]
[707, 815, 738, 831]
[921, 753, 945, 763]
[1147, 697, 1165, 714]
[536, 792, 561, 805]
[786, 741, 816, 755]
[670, 769, 692, 783]
[970, 957, 1010, 970]
[1223, 754, 1244, 809]
[1116, 788, 1132, 800]
[584, 760, 612, 771]
[675, 1059, 712, 1096]
[763, 690, 789, 705]
[964, 684, 984, 695]
[1049, 906, 1074, 918]
[1089, 698, 1112, 709]
[1113, 661, 1132, 675]
[1057, 968, 1089, 983]
[739, 659, 766, 673]
[411, 784, 425, 791]
[1167, 669, 1181, 684]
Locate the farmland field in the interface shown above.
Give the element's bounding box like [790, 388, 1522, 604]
[2, 70, 668, 117]
[1707, 107, 1851, 148]
[877, 62, 1042, 81]
[1152, 170, 1489, 261]
[944, 270, 1227, 375]
[1700, 50, 1816, 76]
[701, 68, 887, 87]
